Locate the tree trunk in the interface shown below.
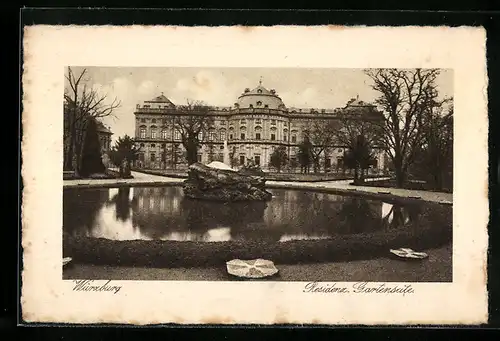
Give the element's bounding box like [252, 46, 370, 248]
[185, 140, 198, 165]
[65, 125, 76, 170]
[393, 155, 405, 188]
[395, 168, 405, 188]
[354, 167, 359, 184]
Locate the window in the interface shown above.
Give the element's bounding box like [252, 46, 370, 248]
[292, 135, 297, 143]
[249, 104, 253, 108]
[271, 134, 276, 141]
[229, 134, 233, 140]
[240, 119, 246, 124]
[198, 132, 203, 140]
[254, 155, 261, 166]
[218, 153, 223, 161]
[151, 144, 155, 148]
[219, 130, 226, 141]
[140, 143, 145, 147]
[197, 154, 202, 162]
[150, 153, 156, 162]
[240, 133, 246, 140]
[144, 105, 150, 108]
[255, 119, 262, 124]
[209, 130, 217, 141]
[283, 135, 288, 141]
[220, 145, 224, 150]
[151, 129, 157, 139]
[240, 155, 245, 165]
[174, 131, 181, 140]
[161, 130, 168, 139]
[264, 104, 269, 108]
[140, 127, 146, 138]
[140, 118, 146, 123]
[271, 119, 276, 125]
[220, 120, 226, 125]
[256, 101, 262, 106]
[325, 158, 332, 168]
[257, 89, 262, 93]
[152, 119, 156, 123]
[255, 133, 261, 140]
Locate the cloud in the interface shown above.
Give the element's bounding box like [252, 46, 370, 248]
[91, 77, 138, 143]
[170, 70, 247, 106]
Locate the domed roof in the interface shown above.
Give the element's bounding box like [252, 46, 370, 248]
[235, 82, 286, 110]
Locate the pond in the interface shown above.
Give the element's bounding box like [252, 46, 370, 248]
[63, 186, 452, 243]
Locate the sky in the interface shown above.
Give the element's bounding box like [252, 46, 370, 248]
[66, 67, 453, 143]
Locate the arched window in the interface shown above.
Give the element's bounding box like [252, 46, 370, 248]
[152, 119, 156, 124]
[139, 125, 147, 139]
[219, 129, 226, 141]
[150, 125, 157, 139]
[209, 130, 217, 141]
[283, 129, 288, 141]
[257, 89, 262, 94]
[161, 130, 168, 139]
[174, 130, 181, 140]
[151, 144, 156, 148]
[256, 101, 262, 106]
[270, 127, 277, 141]
[240, 126, 247, 132]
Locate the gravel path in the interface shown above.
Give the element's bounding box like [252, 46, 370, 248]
[64, 171, 452, 204]
[63, 243, 452, 282]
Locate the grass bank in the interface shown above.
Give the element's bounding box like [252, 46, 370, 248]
[63, 169, 130, 180]
[63, 204, 451, 268]
[356, 179, 452, 194]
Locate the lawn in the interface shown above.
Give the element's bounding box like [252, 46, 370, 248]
[356, 179, 452, 193]
[63, 169, 132, 180]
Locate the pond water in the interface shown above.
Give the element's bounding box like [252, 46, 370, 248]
[63, 186, 451, 243]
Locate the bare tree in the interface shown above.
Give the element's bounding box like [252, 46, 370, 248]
[335, 108, 384, 179]
[412, 104, 454, 190]
[302, 119, 339, 173]
[364, 68, 450, 187]
[173, 100, 214, 165]
[64, 67, 121, 171]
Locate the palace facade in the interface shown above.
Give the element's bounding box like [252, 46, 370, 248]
[133, 83, 386, 172]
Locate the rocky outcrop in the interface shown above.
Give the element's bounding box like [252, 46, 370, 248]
[183, 162, 272, 202]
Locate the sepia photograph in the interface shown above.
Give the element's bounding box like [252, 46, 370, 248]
[21, 25, 487, 325]
[61, 66, 454, 283]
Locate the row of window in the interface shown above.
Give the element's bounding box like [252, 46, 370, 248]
[140, 154, 378, 169]
[139, 118, 290, 126]
[139, 128, 298, 143]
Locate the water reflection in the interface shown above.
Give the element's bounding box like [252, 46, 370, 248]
[63, 186, 449, 242]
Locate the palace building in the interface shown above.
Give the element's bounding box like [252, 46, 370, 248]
[133, 82, 386, 172]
